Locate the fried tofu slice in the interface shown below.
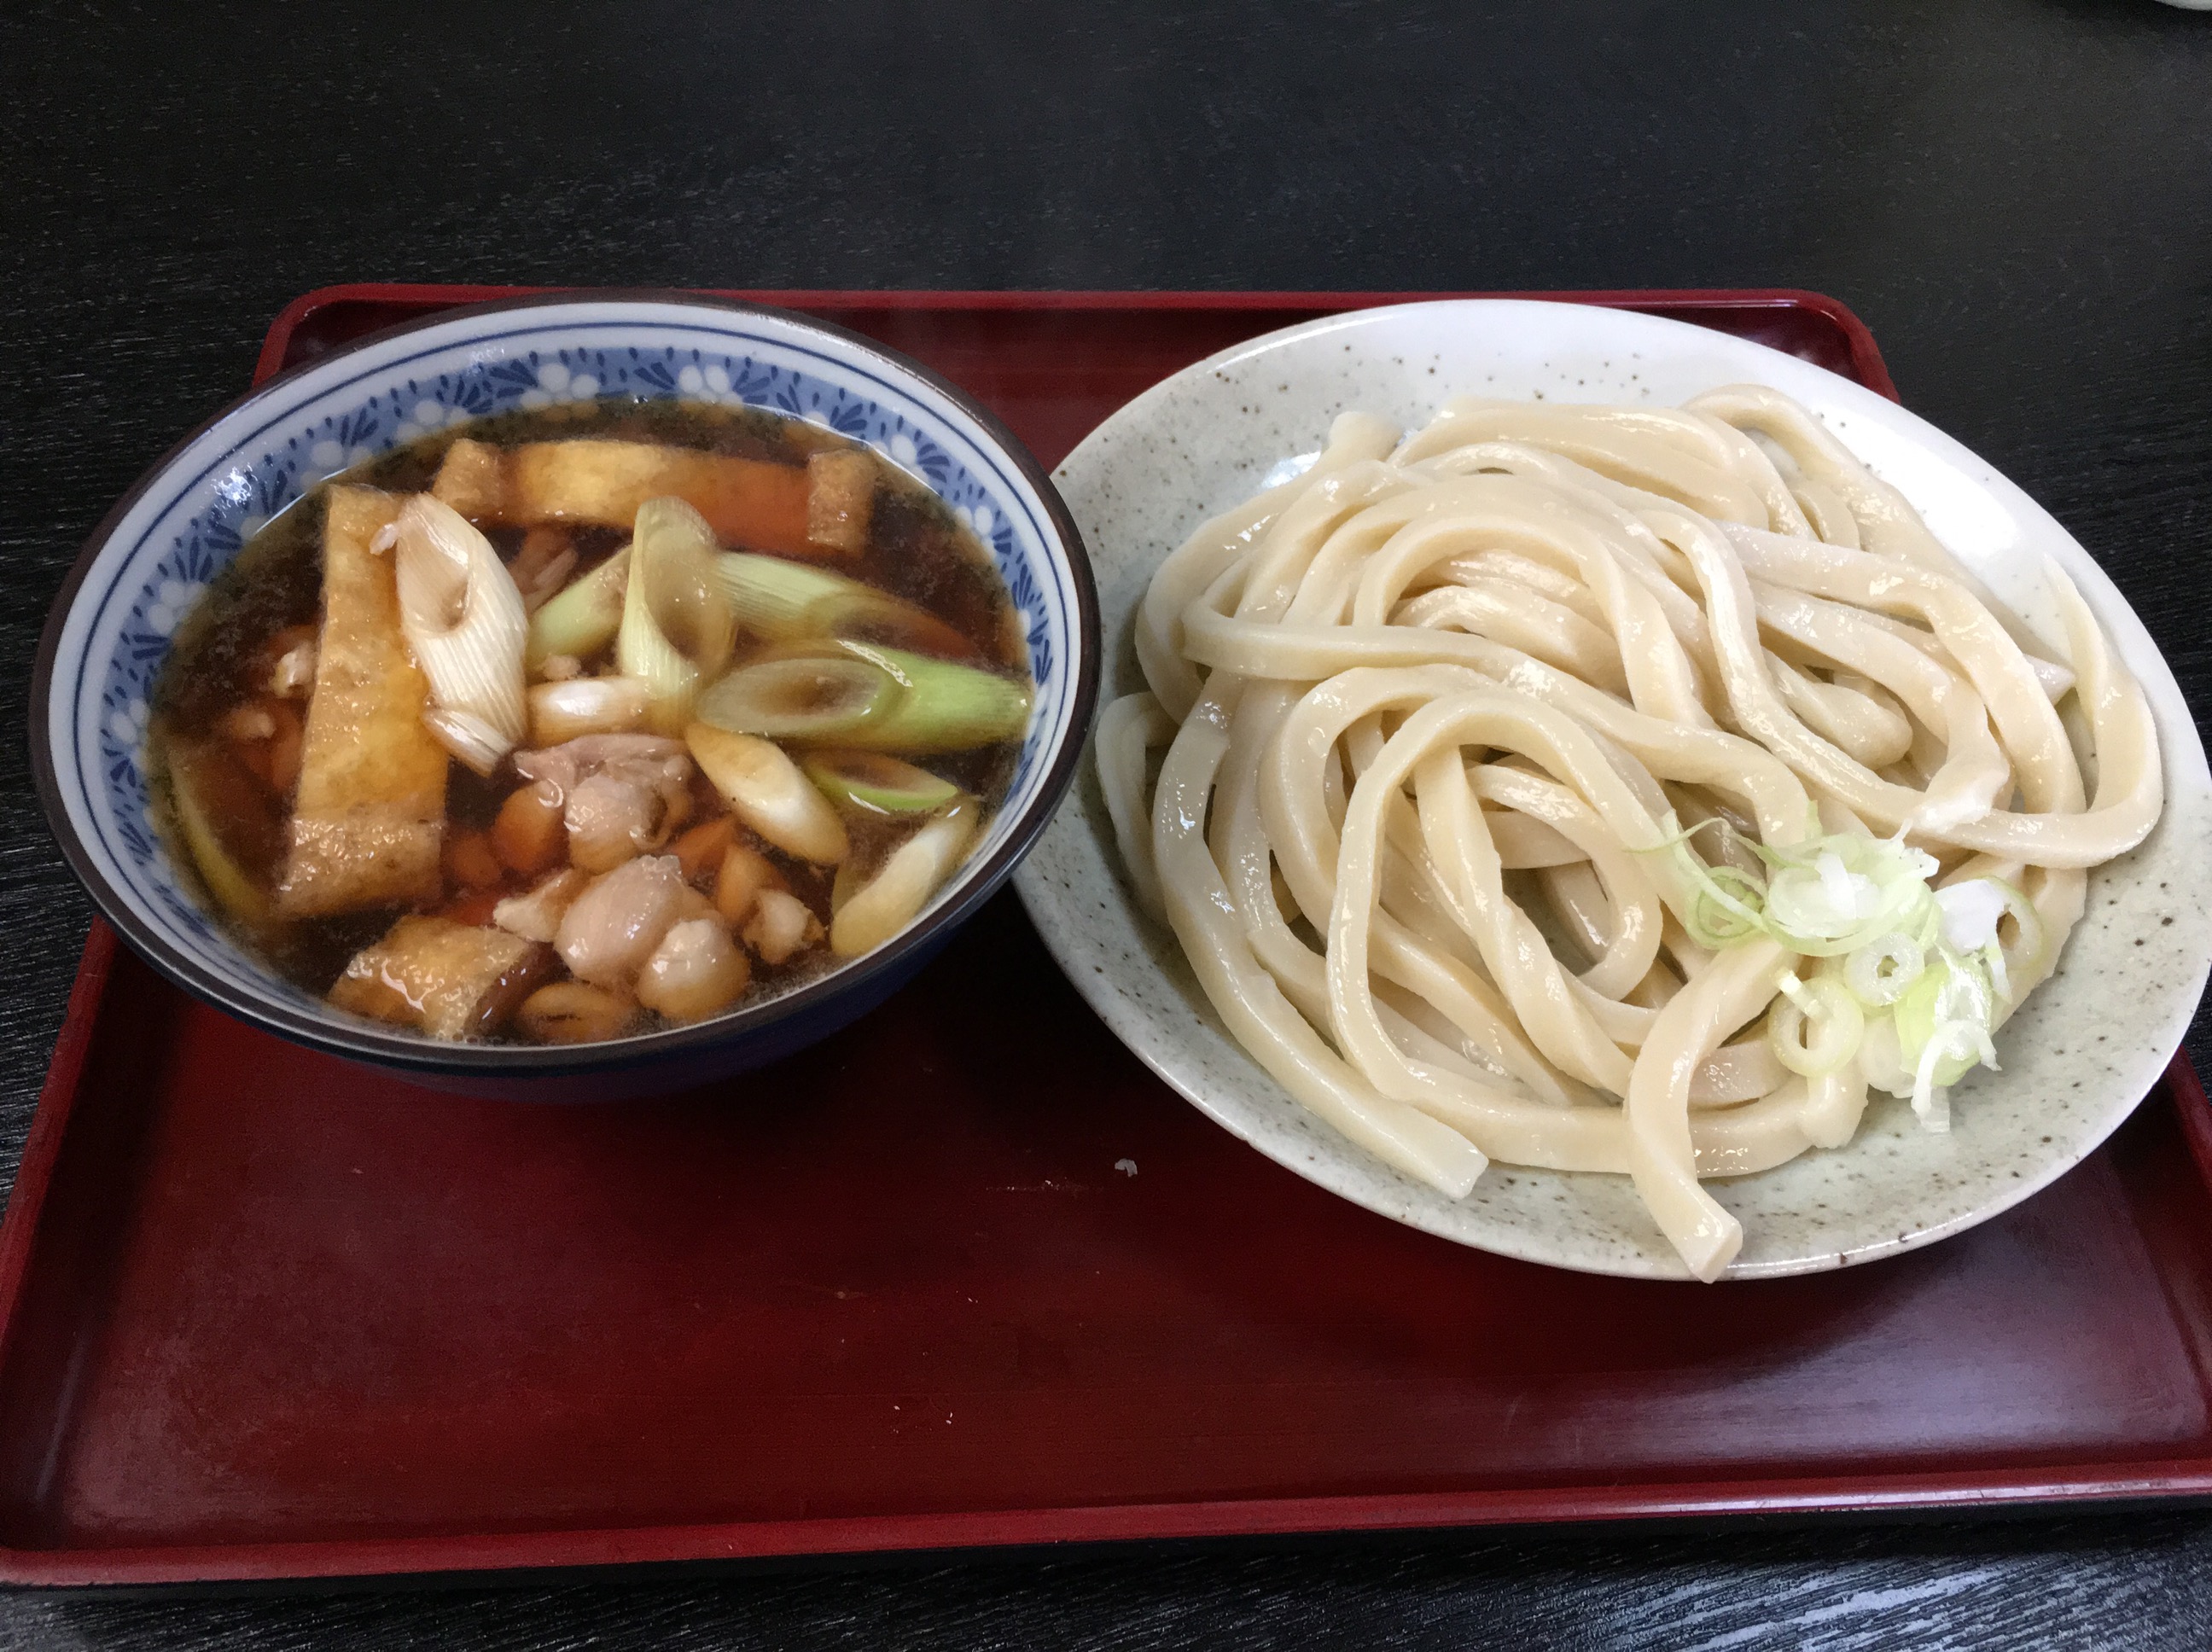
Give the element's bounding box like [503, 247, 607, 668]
[329, 915, 554, 1040]
[276, 486, 449, 916]
[804, 448, 876, 555]
[433, 438, 841, 557]
[427, 438, 505, 520]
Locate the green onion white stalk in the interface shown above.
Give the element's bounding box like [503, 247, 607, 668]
[1843, 933, 1924, 1007]
[1767, 971, 1864, 1079]
[684, 722, 848, 864]
[166, 741, 275, 928]
[527, 545, 628, 669]
[620, 498, 736, 735]
[715, 552, 973, 656]
[527, 676, 650, 746]
[830, 803, 978, 957]
[392, 494, 528, 776]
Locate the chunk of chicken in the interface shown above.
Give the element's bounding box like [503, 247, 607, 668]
[636, 918, 752, 1022]
[743, 887, 823, 966]
[492, 867, 590, 943]
[562, 771, 670, 872]
[513, 734, 695, 874]
[554, 854, 692, 988]
[512, 733, 688, 788]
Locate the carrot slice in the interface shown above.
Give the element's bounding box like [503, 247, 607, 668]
[714, 841, 788, 928]
[439, 889, 503, 927]
[492, 780, 568, 876]
[443, 828, 505, 891]
[670, 815, 738, 886]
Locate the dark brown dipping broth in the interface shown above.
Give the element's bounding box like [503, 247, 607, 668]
[149, 398, 1032, 1038]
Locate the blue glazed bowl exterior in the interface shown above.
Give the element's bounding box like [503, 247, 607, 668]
[33, 294, 1098, 1095]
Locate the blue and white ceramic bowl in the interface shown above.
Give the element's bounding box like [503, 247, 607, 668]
[33, 294, 1099, 1096]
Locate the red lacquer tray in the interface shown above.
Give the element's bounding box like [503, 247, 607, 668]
[5, 288, 2209, 1589]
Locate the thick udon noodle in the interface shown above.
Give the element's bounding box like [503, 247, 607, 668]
[1097, 385, 2163, 1278]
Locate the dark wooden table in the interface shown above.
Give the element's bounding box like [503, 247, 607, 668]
[7, 1, 2212, 1644]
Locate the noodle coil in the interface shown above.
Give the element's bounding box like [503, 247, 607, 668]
[1098, 387, 2163, 1279]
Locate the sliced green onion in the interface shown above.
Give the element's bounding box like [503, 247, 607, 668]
[1936, 877, 2034, 1007]
[1844, 932, 1924, 1007]
[1772, 849, 1878, 934]
[1893, 948, 2001, 1129]
[1767, 971, 1865, 1079]
[695, 656, 899, 742]
[1755, 833, 1939, 957]
[715, 552, 974, 656]
[1908, 1021, 1998, 1133]
[1933, 878, 2008, 953]
[1895, 950, 1992, 1064]
[831, 641, 1033, 753]
[801, 750, 960, 816]
[684, 722, 849, 864]
[1981, 941, 2011, 1009]
[1685, 862, 1767, 948]
[1647, 817, 1964, 991]
[829, 803, 979, 957]
[527, 545, 629, 669]
[166, 739, 276, 928]
[1909, 1032, 1957, 1131]
[1641, 811, 1767, 947]
[1955, 880, 2034, 1008]
[421, 707, 512, 778]
[527, 675, 650, 745]
[393, 495, 529, 773]
[619, 498, 736, 735]
[703, 640, 1033, 754]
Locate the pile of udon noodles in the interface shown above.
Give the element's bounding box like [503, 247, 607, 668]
[1096, 385, 2163, 1278]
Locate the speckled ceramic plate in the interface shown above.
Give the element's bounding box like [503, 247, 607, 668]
[1011, 299, 2212, 1281]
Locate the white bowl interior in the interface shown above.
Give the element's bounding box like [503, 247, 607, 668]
[1013, 299, 2212, 1280]
[45, 300, 1086, 1044]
